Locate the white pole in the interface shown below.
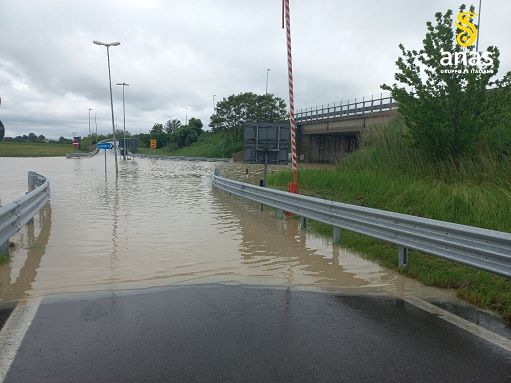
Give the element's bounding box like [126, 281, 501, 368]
[106, 46, 118, 176]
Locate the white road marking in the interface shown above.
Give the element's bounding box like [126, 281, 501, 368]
[0, 298, 41, 383]
[402, 295, 511, 353]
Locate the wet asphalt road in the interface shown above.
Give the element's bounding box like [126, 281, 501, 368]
[4, 284, 511, 382]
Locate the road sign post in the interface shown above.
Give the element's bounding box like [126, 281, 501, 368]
[97, 143, 114, 175]
[97, 142, 114, 150]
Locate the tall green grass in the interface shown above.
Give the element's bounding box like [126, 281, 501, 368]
[269, 119, 511, 320]
[139, 132, 242, 158]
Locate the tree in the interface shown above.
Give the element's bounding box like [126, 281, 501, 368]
[381, 4, 510, 160]
[58, 136, 72, 144]
[150, 123, 164, 135]
[164, 119, 181, 134]
[187, 118, 203, 136]
[209, 92, 287, 141]
[28, 132, 37, 142]
[169, 126, 199, 148]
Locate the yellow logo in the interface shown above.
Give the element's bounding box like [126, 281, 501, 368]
[456, 11, 478, 47]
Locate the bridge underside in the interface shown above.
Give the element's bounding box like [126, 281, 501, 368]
[298, 110, 398, 163]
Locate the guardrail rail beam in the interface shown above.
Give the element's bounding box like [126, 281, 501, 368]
[212, 173, 511, 278]
[0, 171, 50, 257]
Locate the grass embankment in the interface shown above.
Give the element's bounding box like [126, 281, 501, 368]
[269, 119, 511, 320]
[139, 132, 242, 158]
[0, 142, 81, 157]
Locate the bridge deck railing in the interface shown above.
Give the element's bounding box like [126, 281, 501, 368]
[212, 173, 511, 278]
[295, 93, 397, 124]
[0, 172, 50, 255]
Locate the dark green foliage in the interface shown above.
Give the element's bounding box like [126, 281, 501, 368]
[164, 119, 181, 134]
[382, 4, 511, 160]
[139, 131, 242, 158]
[209, 92, 287, 141]
[4, 133, 47, 143]
[141, 118, 204, 149]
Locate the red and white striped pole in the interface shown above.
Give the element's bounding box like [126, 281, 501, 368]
[283, 0, 299, 193]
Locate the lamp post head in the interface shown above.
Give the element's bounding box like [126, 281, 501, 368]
[93, 40, 121, 47]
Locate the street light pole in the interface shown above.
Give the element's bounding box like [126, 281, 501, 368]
[88, 108, 92, 138]
[93, 40, 120, 176]
[185, 107, 189, 125]
[94, 113, 98, 136]
[265, 68, 271, 95]
[476, 0, 482, 52]
[213, 94, 216, 110]
[116, 82, 130, 160]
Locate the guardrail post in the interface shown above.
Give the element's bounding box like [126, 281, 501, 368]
[300, 216, 307, 229]
[398, 246, 408, 269]
[28, 171, 37, 192]
[333, 227, 341, 243]
[259, 179, 264, 211]
[27, 171, 38, 223]
[0, 241, 8, 257]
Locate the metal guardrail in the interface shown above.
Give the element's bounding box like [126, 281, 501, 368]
[212, 173, 511, 278]
[66, 148, 99, 158]
[295, 93, 397, 124]
[134, 153, 232, 162]
[66, 138, 112, 158]
[0, 172, 50, 254]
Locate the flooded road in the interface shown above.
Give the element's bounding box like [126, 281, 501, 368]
[0, 155, 475, 307]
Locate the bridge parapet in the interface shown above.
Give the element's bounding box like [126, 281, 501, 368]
[296, 93, 397, 125]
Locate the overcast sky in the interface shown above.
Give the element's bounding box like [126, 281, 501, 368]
[1, 0, 510, 138]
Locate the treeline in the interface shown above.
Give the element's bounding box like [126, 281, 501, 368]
[139, 92, 288, 151]
[138, 117, 204, 150]
[4, 133, 53, 143]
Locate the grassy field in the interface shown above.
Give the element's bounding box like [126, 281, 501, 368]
[139, 133, 243, 158]
[269, 119, 511, 321]
[0, 142, 80, 157]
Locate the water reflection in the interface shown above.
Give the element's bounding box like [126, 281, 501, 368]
[211, 189, 383, 291]
[0, 157, 467, 307]
[0, 203, 51, 302]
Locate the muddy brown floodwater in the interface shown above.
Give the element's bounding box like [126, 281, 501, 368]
[0, 155, 484, 312]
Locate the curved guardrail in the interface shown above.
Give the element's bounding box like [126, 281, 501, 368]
[66, 148, 99, 158]
[212, 173, 511, 278]
[0, 172, 50, 253]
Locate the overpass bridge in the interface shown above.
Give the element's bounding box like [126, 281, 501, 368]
[295, 93, 398, 163]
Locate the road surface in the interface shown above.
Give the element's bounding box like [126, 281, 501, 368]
[3, 284, 510, 382]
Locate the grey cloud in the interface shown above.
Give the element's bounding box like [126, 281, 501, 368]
[0, 0, 510, 138]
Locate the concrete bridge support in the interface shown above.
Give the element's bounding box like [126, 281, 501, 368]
[297, 109, 398, 163]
